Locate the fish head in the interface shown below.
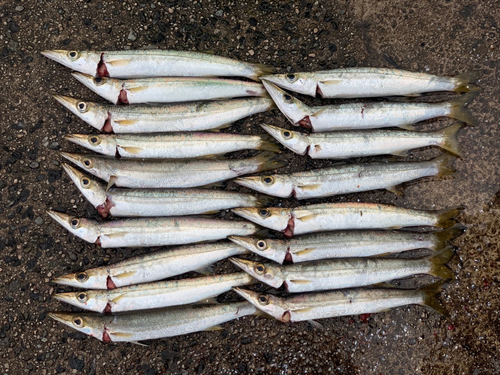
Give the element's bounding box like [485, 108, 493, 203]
[54, 291, 108, 313]
[62, 163, 107, 208]
[228, 236, 288, 264]
[47, 210, 100, 244]
[64, 134, 117, 156]
[71, 73, 121, 104]
[53, 96, 108, 131]
[60, 152, 110, 181]
[51, 268, 109, 289]
[41, 50, 101, 76]
[261, 81, 311, 124]
[232, 288, 287, 321]
[234, 174, 293, 198]
[262, 73, 317, 96]
[48, 312, 106, 340]
[260, 124, 309, 155]
[229, 258, 284, 288]
[231, 207, 291, 231]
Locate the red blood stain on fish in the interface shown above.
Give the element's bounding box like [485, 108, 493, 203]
[106, 275, 117, 290]
[246, 90, 258, 95]
[299, 116, 312, 129]
[283, 217, 295, 238]
[359, 313, 371, 323]
[103, 112, 114, 133]
[97, 53, 109, 77]
[316, 84, 324, 98]
[117, 88, 129, 105]
[284, 252, 294, 264]
[95, 236, 101, 245]
[281, 311, 291, 323]
[361, 104, 366, 119]
[104, 302, 113, 315]
[102, 328, 112, 342]
[97, 197, 115, 218]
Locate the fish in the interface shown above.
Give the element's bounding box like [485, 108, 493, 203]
[231, 203, 462, 237]
[53, 95, 275, 133]
[72, 73, 268, 105]
[262, 81, 477, 131]
[54, 272, 255, 313]
[48, 301, 256, 343]
[260, 123, 462, 159]
[51, 241, 250, 289]
[234, 154, 456, 199]
[262, 68, 480, 98]
[64, 132, 281, 158]
[233, 281, 446, 323]
[229, 226, 463, 264]
[60, 151, 286, 189]
[229, 248, 453, 292]
[62, 163, 272, 218]
[41, 49, 274, 80]
[47, 210, 264, 248]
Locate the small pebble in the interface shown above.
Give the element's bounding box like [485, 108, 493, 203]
[35, 217, 44, 225]
[128, 30, 137, 41]
[30, 161, 40, 169]
[15, 5, 24, 11]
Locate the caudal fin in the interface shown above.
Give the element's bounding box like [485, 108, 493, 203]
[432, 154, 457, 178]
[254, 194, 275, 207]
[250, 63, 277, 81]
[427, 247, 454, 279]
[435, 206, 464, 228]
[432, 225, 465, 251]
[448, 93, 478, 126]
[436, 123, 463, 157]
[454, 71, 482, 93]
[419, 280, 448, 316]
[256, 134, 283, 153]
[251, 151, 288, 173]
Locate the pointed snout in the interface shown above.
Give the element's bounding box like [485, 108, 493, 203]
[228, 236, 255, 251]
[232, 287, 261, 303]
[228, 257, 255, 273]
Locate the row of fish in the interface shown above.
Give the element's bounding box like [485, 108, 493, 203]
[42, 49, 471, 343]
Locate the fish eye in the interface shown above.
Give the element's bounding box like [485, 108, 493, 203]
[70, 218, 81, 229]
[255, 264, 266, 275]
[80, 177, 91, 188]
[76, 292, 88, 303]
[258, 294, 269, 305]
[94, 77, 105, 85]
[68, 51, 79, 60]
[76, 272, 88, 282]
[77, 102, 88, 113]
[283, 94, 293, 102]
[256, 240, 267, 250]
[73, 317, 84, 327]
[282, 130, 293, 139]
[88, 135, 101, 146]
[82, 158, 93, 168]
[286, 73, 296, 82]
[262, 176, 274, 185]
[258, 209, 270, 218]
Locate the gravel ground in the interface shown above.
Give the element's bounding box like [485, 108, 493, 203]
[1, 0, 499, 374]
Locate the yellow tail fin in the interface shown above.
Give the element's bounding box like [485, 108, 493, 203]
[453, 71, 482, 93]
[419, 280, 448, 316]
[432, 226, 465, 251]
[427, 247, 454, 279]
[435, 206, 464, 228]
[436, 123, 463, 157]
[448, 92, 479, 126]
[432, 154, 457, 178]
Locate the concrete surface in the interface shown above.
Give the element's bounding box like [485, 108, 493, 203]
[0, 0, 499, 374]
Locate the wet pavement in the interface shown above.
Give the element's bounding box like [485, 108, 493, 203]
[0, 0, 499, 374]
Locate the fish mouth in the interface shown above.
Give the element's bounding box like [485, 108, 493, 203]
[233, 177, 260, 190]
[41, 50, 67, 63]
[228, 257, 255, 273]
[53, 95, 79, 111]
[231, 207, 259, 221]
[71, 72, 96, 89]
[61, 162, 83, 182]
[53, 293, 74, 304]
[60, 152, 85, 170]
[64, 134, 90, 148]
[47, 210, 72, 228]
[228, 236, 255, 251]
[48, 312, 77, 326]
[260, 124, 286, 142]
[232, 287, 260, 304]
[51, 275, 72, 286]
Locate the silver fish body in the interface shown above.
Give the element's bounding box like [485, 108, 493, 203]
[49, 301, 256, 342]
[47, 210, 262, 248]
[54, 95, 275, 133]
[72, 73, 267, 105]
[42, 50, 274, 80]
[61, 151, 286, 189]
[232, 203, 462, 237]
[65, 132, 279, 158]
[230, 249, 452, 292]
[235, 154, 455, 199]
[51, 241, 249, 289]
[262, 68, 479, 98]
[229, 227, 461, 264]
[54, 273, 255, 313]
[261, 123, 462, 159]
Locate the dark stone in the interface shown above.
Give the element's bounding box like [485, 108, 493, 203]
[47, 169, 62, 183]
[240, 337, 252, 344]
[156, 33, 165, 43]
[69, 331, 87, 341]
[84, 18, 91, 26]
[62, 38, 72, 45]
[9, 21, 20, 33]
[264, 352, 273, 364]
[346, 57, 358, 67]
[249, 17, 257, 26]
[68, 355, 85, 371]
[238, 363, 247, 372]
[329, 43, 338, 52]
[383, 54, 401, 68]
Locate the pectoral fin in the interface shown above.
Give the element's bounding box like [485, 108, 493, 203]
[113, 271, 136, 279]
[127, 86, 149, 93]
[107, 176, 118, 191]
[118, 146, 144, 154]
[290, 279, 312, 284]
[319, 79, 342, 85]
[195, 265, 214, 275]
[295, 214, 316, 222]
[111, 332, 134, 338]
[106, 59, 131, 67]
[114, 119, 137, 126]
[111, 294, 126, 303]
[294, 248, 315, 256]
[311, 108, 327, 118]
[204, 325, 224, 331]
[298, 184, 322, 191]
[386, 185, 404, 196]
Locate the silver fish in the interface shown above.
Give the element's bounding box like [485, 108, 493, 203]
[235, 154, 455, 199]
[54, 95, 275, 133]
[72, 73, 268, 105]
[229, 248, 453, 292]
[52, 241, 249, 289]
[61, 151, 286, 189]
[232, 203, 462, 237]
[261, 123, 462, 159]
[233, 281, 446, 323]
[47, 210, 263, 248]
[41, 50, 274, 80]
[62, 163, 271, 218]
[262, 68, 480, 98]
[262, 81, 476, 131]
[229, 227, 462, 264]
[54, 272, 255, 313]
[48, 301, 256, 342]
[65, 132, 280, 158]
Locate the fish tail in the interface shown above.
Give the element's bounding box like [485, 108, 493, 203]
[256, 134, 283, 153]
[251, 151, 287, 173]
[250, 63, 277, 81]
[255, 227, 270, 237]
[435, 206, 464, 228]
[431, 154, 457, 178]
[453, 71, 482, 93]
[436, 123, 463, 157]
[254, 194, 275, 207]
[448, 92, 479, 126]
[427, 247, 454, 279]
[419, 280, 448, 316]
[432, 225, 465, 251]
